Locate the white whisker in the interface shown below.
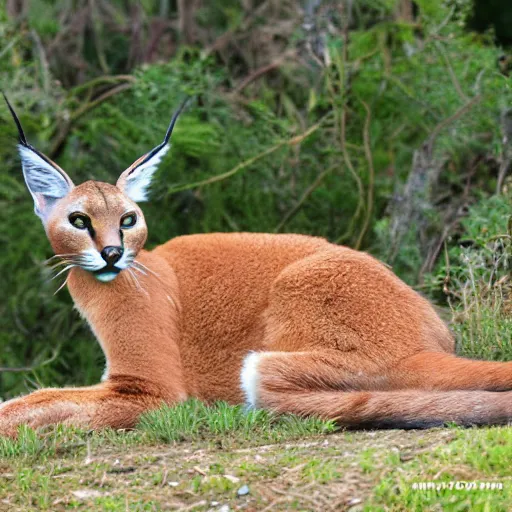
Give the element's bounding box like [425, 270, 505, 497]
[133, 260, 160, 277]
[132, 262, 177, 308]
[131, 263, 147, 276]
[48, 258, 85, 270]
[122, 269, 133, 286]
[132, 266, 155, 298]
[48, 261, 72, 270]
[125, 268, 138, 290]
[78, 249, 107, 272]
[45, 253, 82, 264]
[54, 273, 71, 295]
[51, 264, 76, 280]
[134, 273, 149, 297]
[127, 268, 149, 297]
[132, 260, 168, 289]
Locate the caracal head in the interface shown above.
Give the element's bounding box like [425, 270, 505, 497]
[4, 94, 187, 283]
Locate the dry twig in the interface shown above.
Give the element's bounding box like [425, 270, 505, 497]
[166, 111, 333, 194]
[274, 165, 336, 233]
[355, 100, 375, 250]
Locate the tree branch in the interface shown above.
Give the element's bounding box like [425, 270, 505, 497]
[166, 112, 333, 194]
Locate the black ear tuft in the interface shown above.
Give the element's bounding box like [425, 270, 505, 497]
[163, 97, 190, 145]
[2, 92, 28, 146]
[116, 97, 190, 202]
[3, 93, 75, 221]
[134, 96, 191, 173]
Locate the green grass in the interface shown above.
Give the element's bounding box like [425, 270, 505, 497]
[426, 193, 512, 362]
[368, 428, 512, 512]
[1, 402, 512, 511]
[0, 400, 335, 461]
[3, 195, 512, 510]
[138, 399, 336, 444]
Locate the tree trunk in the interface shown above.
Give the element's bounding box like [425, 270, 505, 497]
[178, 0, 197, 45]
[395, 0, 414, 22]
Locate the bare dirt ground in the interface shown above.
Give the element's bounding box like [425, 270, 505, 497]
[5, 426, 504, 511]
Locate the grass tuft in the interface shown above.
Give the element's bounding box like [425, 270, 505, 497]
[0, 400, 336, 461]
[137, 399, 336, 443]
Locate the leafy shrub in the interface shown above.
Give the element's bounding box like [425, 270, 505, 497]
[427, 192, 512, 360]
[1, 1, 511, 398]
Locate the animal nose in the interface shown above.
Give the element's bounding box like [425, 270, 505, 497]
[101, 246, 123, 265]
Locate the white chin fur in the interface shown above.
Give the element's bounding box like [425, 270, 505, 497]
[95, 272, 119, 283]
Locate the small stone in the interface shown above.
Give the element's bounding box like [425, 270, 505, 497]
[168, 481, 179, 487]
[218, 506, 230, 512]
[237, 485, 250, 496]
[71, 489, 103, 500]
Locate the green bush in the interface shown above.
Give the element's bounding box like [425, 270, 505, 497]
[427, 192, 512, 361]
[1, 1, 511, 398]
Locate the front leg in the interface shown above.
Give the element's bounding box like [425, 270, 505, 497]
[0, 376, 171, 437]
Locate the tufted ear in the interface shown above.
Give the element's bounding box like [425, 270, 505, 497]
[4, 94, 74, 221]
[117, 99, 188, 202]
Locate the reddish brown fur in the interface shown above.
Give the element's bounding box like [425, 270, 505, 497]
[3, 177, 512, 436]
[47, 181, 147, 258]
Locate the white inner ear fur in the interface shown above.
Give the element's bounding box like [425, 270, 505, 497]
[19, 145, 73, 219]
[121, 144, 170, 202]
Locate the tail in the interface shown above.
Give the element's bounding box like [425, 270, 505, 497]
[241, 351, 512, 428]
[262, 389, 512, 429]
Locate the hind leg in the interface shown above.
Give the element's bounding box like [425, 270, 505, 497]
[263, 249, 454, 361]
[241, 350, 382, 409]
[241, 350, 393, 410]
[253, 249, 512, 401]
[240, 350, 512, 419]
[249, 251, 421, 406]
[240, 352, 512, 428]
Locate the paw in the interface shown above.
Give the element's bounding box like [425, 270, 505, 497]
[0, 392, 83, 437]
[0, 397, 28, 437]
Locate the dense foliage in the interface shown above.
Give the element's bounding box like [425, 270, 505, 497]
[1, 0, 511, 398]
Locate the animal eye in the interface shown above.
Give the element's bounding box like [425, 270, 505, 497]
[121, 213, 137, 228]
[69, 213, 89, 230]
